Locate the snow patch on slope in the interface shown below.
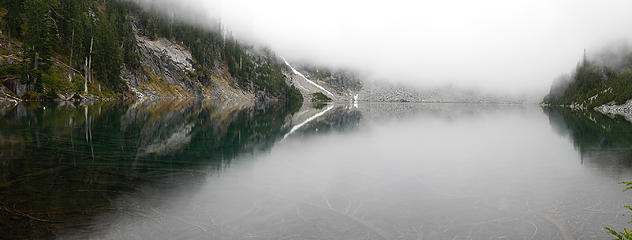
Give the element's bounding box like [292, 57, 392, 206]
[282, 57, 335, 98]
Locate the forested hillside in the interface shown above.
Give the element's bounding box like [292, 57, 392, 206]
[543, 51, 632, 109]
[0, 0, 302, 107]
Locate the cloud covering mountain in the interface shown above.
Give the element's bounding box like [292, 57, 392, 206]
[131, 0, 632, 95]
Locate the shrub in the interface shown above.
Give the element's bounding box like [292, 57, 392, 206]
[310, 92, 332, 102]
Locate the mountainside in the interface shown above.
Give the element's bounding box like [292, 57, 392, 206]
[543, 50, 632, 116]
[0, 0, 302, 108]
[358, 82, 528, 104]
[289, 63, 362, 99]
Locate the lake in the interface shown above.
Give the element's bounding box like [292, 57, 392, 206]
[1, 100, 632, 239]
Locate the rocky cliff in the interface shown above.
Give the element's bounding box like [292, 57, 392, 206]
[121, 17, 254, 105]
[0, 0, 301, 107]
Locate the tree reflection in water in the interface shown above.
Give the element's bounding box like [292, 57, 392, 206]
[0, 99, 361, 239]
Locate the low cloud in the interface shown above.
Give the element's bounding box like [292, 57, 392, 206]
[591, 40, 632, 72]
[130, 0, 632, 95]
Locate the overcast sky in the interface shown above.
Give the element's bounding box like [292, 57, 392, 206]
[133, 0, 632, 95]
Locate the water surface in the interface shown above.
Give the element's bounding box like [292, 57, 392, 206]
[1, 101, 632, 239]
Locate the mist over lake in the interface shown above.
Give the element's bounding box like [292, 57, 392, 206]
[2, 101, 631, 239]
[5, 0, 632, 239]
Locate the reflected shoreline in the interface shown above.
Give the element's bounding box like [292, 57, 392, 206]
[0, 99, 362, 239]
[0, 99, 295, 238]
[543, 107, 632, 169]
[3, 102, 632, 239]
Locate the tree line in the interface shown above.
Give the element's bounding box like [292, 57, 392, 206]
[0, 0, 302, 106]
[543, 50, 632, 108]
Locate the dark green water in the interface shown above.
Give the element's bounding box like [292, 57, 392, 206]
[1, 101, 632, 239]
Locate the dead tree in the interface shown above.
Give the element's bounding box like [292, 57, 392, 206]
[84, 35, 93, 95]
[68, 27, 74, 82]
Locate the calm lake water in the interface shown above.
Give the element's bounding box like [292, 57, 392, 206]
[2, 100, 632, 239]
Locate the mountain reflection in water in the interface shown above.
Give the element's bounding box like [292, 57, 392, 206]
[3, 102, 632, 239]
[0, 100, 360, 239]
[545, 108, 632, 170]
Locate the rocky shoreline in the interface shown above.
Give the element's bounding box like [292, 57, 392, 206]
[0, 86, 20, 104]
[595, 100, 632, 122]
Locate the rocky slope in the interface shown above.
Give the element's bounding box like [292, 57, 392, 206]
[281, 60, 343, 102]
[285, 62, 362, 102]
[595, 99, 632, 122]
[121, 18, 254, 105]
[358, 82, 527, 103]
[0, 1, 302, 107]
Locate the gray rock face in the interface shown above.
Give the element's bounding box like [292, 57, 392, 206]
[121, 31, 204, 98]
[121, 17, 254, 105]
[135, 35, 194, 84]
[359, 83, 424, 102]
[0, 85, 20, 104]
[0, 76, 27, 98]
[288, 63, 362, 101]
[359, 82, 526, 104]
[595, 100, 632, 122]
[282, 69, 333, 102]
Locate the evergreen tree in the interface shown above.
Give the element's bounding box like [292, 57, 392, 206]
[0, 0, 302, 103]
[3, 0, 24, 45]
[23, 0, 57, 90]
[93, 15, 122, 89]
[58, 0, 84, 67]
[108, 1, 139, 70]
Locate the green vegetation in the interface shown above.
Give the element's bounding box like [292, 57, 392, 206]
[124, 3, 302, 104]
[0, 0, 142, 99]
[0, 100, 300, 238]
[0, 0, 302, 105]
[311, 92, 332, 103]
[544, 108, 632, 155]
[543, 52, 632, 108]
[605, 181, 632, 240]
[545, 108, 632, 239]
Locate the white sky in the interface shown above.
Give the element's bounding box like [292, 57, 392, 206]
[134, 0, 632, 95]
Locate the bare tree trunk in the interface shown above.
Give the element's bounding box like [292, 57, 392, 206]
[84, 58, 88, 94]
[34, 51, 39, 70]
[88, 35, 93, 84]
[33, 50, 39, 89]
[68, 27, 75, 82]
[84, 105, 94, 161]
[7, 29, 10, 52]
[84, 106, 88, 142]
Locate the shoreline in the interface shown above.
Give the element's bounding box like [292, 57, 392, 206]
[542, 99, 632, 123]
[595, 100, 632, 122]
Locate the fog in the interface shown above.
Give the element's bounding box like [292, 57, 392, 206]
[130, 0, 632, 95]
[591, 40, 632, 72]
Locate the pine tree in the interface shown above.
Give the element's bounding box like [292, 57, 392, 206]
[23, 0, 56, 90]
[93, 15, 122, 89]
[58, 0, 84, 69]
[3, 0, 24, 51]
[108, 1, 139, 70]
